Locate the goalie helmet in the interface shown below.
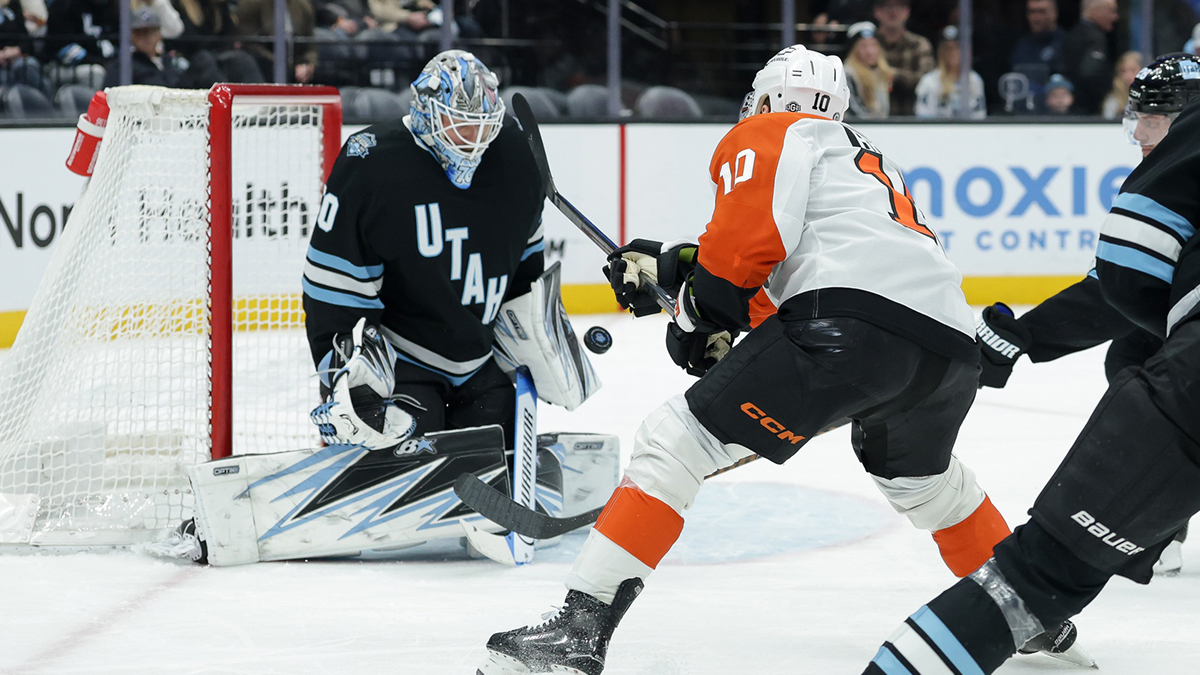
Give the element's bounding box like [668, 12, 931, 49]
[741, 45, 850, 122]
[1123, 53, 1200, 153]
[410, 49, 506, 189]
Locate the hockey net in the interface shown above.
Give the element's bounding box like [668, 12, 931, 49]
[0, 85, 342, 547]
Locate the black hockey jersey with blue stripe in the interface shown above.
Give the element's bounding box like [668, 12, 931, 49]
[303, 116, 545, 385]
[1095, 100, 1200, 339]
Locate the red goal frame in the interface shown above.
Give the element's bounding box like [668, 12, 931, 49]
[206, 84, 343, 460]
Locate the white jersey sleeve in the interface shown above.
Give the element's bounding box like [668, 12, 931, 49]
[693, 113, 977, 361]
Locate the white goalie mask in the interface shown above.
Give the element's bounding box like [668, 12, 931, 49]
[742, 45, 850, 121]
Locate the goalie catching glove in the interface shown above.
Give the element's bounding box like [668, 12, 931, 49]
[310, 318, 417, 450]
[603, 238, 697, 316]
[666, 275, 736, 377]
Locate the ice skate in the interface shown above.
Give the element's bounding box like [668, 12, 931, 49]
[477, 578, 642, 675]
[1019, 619, 1097, 668]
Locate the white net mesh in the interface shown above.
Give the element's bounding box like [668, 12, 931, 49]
[0, 86, 329, 546]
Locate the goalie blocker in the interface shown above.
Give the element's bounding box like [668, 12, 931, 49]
[186, 427, 619, 566]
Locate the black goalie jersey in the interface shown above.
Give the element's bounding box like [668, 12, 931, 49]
[303, 116, 545, 385]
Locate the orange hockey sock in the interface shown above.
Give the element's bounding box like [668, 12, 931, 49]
[593, 478, 685, 569]
[931, 495, 1011, 577]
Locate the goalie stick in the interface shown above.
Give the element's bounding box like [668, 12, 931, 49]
[454, 419, 851, 539]
[510, 92, 676, 314]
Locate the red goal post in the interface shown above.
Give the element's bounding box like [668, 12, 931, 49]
[207, 84, 342, 462]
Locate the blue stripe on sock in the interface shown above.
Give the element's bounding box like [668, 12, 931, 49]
[870, 645, 913, 675]
[910, 606, 984, 675]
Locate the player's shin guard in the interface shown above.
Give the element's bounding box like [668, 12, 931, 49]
[566, 477, 686, 603]
[864, 561, 1026, 675]
[932, 495, 1011, 577]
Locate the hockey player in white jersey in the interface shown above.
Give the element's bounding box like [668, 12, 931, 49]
[476, 45, 1083, 675]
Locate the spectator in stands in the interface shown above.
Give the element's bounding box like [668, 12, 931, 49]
[1101, 50, 1143, 120]
[1044, 73, 1074, 114]
[236, 0, 317, 83]
[1060, 0, 1118, 115]
[1184, 23, 1200, 56]
[871, 0, 933, 116]
[315, 0, 374, 36]
[133, 0, 183, 39]
[43, 0, 119, 67]
[1011, 0, 1067, 110]
[0, 0, 41, 88]
[915, 25, 985, 119]
[171, 0, 264, 82]
[101, 9, 182, 87]
[369, 0, 431, 34]
[844, 21, 893, 119]
[21, 0, 44, 37]
[811, 0, 872, 44]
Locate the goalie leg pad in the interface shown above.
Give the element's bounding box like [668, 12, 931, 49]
[492, 262, 600, 410]
[189, 426, 508, 566]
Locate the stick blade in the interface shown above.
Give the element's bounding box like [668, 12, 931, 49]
[454, 472, 600, 539]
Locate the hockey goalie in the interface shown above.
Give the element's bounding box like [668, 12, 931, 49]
[174, 50, 619, 565]
[180, 263, 618, 567]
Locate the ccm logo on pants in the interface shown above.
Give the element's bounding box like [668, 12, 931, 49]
[1072, 510, 1146, 556]
[740, 403, 805, 445]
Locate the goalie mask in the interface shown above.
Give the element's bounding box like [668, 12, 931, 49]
[1122, 53, 1200, 156]
[741, 44, 850, 121]
[410, 50, 506, 189]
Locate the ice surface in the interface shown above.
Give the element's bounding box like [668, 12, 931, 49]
[1, 310, 1197, 674]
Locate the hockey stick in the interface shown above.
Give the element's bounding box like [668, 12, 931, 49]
[454, 419, 851, 539]
[461, 367, 538, 565]
[510, 93, 676, 314]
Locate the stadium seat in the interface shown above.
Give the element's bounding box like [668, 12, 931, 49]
[1, 84, 55, 118]
[566, 84, 611, 118]
[55, 84, 98, 119]
[634, 86, 703, 119]
[692, 93, 742, 119]
[501, 86, 560, 118]
[347, 87, 407, 122]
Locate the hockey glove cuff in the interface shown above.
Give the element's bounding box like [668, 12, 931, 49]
[665, 277, 736, 377]
[603, 238, 696, 316]
[977, 303, 1033, 389]
[310, 318, 416, 449]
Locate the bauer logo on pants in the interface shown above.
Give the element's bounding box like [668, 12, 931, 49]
[1071, 510, 1147, 556]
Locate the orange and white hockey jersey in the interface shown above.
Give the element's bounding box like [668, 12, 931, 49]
[693, 112, 977, 362]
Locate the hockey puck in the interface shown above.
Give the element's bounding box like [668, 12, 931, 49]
[583, 326, 612, 354]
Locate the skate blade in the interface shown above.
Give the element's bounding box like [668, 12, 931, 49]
[474, 650, 589, 675]
[1043, 643, 1098, 669]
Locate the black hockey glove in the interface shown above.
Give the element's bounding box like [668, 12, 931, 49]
[977, 303, 1033, 388]
[603, 238, 697, 317]
[665, 277, 736, 377]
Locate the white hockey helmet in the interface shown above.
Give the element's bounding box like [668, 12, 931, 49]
[742, 45, 850, 121]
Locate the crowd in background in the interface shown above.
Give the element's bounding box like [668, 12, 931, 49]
[0, 0, 1198, 120]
